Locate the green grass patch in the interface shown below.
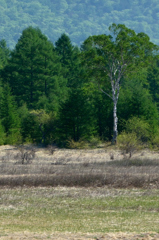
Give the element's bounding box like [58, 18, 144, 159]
[0, 187, 159, 234]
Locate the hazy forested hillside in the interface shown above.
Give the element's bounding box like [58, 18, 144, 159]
[0, 0, 159, 48]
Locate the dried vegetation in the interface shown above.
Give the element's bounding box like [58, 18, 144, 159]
[0, 145, 159, 188]
[1, 145, 159, 239]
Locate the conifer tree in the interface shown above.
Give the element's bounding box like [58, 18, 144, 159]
[0, 84, 6, 145]
[0, 84, 21, 144]
[55, 33, 83, 89]
[147, 57, 159, 109]
[0, 39, 10, 69]
[55, 34, 97, 143]
[0, 121, 5, 145]
[3, 27, 68, 110]
[58, 88, 97, 142]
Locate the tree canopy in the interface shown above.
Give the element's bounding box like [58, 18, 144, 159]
[82, 23, 158, 142]
[0, 25, 159, 146]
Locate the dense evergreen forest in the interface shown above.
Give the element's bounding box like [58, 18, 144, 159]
[0, 0, 159, 49]
[0, 24, 159, 147]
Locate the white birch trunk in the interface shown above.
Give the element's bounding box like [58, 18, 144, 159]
[112, 100, 118, 144]
[99, 59, 125, 144]
[110, 65, 120, 144]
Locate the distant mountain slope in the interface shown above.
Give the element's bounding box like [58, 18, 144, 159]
[0, 0, 159, 48]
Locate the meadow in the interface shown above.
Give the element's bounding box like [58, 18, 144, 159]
[0, 145, 159, 239]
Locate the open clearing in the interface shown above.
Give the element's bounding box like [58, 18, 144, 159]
[0, 145, 159, 239]
[0, 187, 159, 239]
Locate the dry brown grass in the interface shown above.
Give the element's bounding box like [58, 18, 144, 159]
[0, 145, 159, 188]
[1, 232, 159, 239]
[1, 145, 159, 239]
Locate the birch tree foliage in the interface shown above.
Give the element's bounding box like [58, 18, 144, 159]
[82, 23, 158, 143]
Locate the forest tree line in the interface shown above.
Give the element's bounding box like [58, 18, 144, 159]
[0, 24, 159, 147]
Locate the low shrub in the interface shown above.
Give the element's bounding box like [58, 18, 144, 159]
[87, 137, 101, 148]
[66, 138, 88, 149]
[125, 117, 151, 143]
[15, 145, 36, 164]
[150, 131, 159, 150]
[47, 144, 57, 155]
[117, 132, 141, 158]
[66, 137, 101, 149]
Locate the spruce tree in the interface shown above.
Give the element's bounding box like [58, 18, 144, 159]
[55, 34, 98, 143]
[58, 88, 97, 142]
[0, 84, 6, 145]
[55, 33, 83, 89]
[0, 39, 10, 69]
[147, 57, 159, 109]
[3, 27, 68, 110]
[0, 84, 21, 144]
[0, 121, 5, 145]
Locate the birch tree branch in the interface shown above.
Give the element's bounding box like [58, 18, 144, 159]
[98, 85, 113, 100]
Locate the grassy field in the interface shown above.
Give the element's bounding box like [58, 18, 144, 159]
[0, 187, 159, 239]
[0, 145, 159, 239]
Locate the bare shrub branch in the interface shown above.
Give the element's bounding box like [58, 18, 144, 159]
[47, 144, 57, 155]
[15, 145, 36, 164]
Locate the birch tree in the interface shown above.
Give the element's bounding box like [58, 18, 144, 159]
[82, 23, 158, 143]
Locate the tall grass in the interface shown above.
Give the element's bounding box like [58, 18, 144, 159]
[0, 146, 159, 188]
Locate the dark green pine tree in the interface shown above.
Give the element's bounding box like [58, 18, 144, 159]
[55, 33, 74, 67]
[94, 91, 114, 140]
[147, 57, 159, 109]
[3, 27, 68, 110]
[0, 84, 21, 144]
[0, 83, 6, 145]
[58, 88, 97, 142]
[55, 33, 83, 89]
[55, 34, 98, 142]
[0, 39, 10, 70]
[35, 37, 68, 113]
[0, 120, 5, 145]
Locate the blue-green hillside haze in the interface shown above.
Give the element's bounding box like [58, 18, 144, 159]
[0, 0, 159, 48]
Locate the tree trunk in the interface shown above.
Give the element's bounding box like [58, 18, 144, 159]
[112, 100, 118, 144]
[39, 123, 45, 145]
